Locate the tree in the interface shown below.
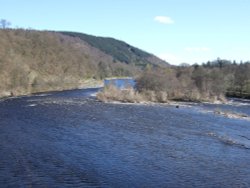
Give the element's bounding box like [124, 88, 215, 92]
[0, 19, 11, 29]
[98, 61, 111, 79]
[234, 64, 250, 95]
[192, 66, 208, 93]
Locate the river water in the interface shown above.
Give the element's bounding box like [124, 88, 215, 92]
[0, 88, 250, 187]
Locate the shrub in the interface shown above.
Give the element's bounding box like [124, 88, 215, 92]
[96, 85, 144, 103]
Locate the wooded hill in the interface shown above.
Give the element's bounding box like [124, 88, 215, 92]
[0, 29, 167, 98]
[60, 32, 167, 67]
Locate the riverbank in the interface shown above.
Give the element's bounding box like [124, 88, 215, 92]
[0, 79, 103, 100]
[226, 92, 250, 100]
[99, 99, 250, 123]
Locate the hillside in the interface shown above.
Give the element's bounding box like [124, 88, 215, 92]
[60, 31, 168, 67]
[0, 29, 168, 98]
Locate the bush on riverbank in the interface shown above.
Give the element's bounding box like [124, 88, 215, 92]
[96, 85, 143, 103]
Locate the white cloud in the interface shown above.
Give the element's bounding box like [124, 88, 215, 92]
[154, 16, 174, 24]
[185, 47, 211, 52]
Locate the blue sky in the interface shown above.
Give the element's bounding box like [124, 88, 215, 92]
[1, 0, 250, 65]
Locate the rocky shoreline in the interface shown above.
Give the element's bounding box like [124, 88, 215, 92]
[99, 97, 250, 121]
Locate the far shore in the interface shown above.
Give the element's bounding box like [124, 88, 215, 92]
[0, 79, 103, 100]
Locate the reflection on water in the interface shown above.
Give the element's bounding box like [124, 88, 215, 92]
[0, 88, 250, 187]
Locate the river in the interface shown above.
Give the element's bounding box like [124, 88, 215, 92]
[0, 88, 250, 187]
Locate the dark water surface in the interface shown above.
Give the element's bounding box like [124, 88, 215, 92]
[0, 88, 250, 187]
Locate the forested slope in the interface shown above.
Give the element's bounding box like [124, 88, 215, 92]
[60, 31, 168, 67]
[0, 29, 148, 97]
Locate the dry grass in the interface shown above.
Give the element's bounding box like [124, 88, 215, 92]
[96, 84, 229, 104]
[97, 85, 144, 103]
[96, 85, 170, 103]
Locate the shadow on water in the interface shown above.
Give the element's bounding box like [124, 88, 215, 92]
[0, 88, 250, 187]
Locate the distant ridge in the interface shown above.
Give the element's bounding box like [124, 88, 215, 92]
[60, 31, 168, 67]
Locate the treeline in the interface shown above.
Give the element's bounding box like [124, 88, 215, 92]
[98, 60, 250, 103]
[136, 59, 250, 102]
[199, 59, 250, 98]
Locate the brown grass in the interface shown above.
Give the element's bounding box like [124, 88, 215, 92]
[96, 85, 170, 103]
[97, 85, 143, 103]
[96, 84, 228, 104]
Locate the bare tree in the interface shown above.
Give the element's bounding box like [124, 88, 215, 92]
[0, 19, 11, 29]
